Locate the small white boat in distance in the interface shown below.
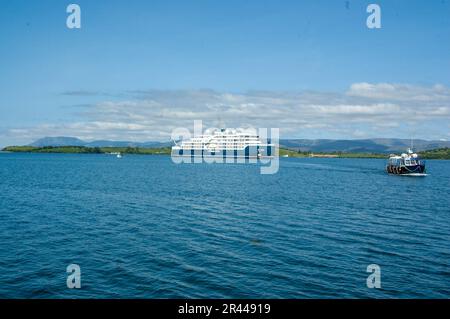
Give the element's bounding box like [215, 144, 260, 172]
[116, 153, 122, 158]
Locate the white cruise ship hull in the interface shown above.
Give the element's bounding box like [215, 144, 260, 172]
[171, 145, 276, 159]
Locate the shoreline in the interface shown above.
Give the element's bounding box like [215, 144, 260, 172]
[2, 146, 450, 160]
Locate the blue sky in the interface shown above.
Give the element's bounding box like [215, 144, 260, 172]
[0, 0, 449, 146]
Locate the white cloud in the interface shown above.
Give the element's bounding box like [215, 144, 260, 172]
[347, 82, 450, 102]
[2, 83, 450, 145]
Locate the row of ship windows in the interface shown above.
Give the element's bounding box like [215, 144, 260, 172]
[183, 141, 260, 144]
[182, 144, 260, 146]
[190, 140, 260, 143]
[389, 159, 420, 165]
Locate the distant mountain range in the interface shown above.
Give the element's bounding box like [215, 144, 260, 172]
[29, 137, 172, 148]
[28, 136, 450, 153]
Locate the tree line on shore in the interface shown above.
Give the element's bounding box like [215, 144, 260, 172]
[2, 145, 450, 159]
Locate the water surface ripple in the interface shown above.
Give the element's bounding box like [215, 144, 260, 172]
[0, 153, 449, 298]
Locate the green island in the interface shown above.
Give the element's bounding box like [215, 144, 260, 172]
[2, 145, 450, 159]
[1, 145, 172, 155]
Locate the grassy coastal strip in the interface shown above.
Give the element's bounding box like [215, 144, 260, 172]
[279, 147, 450, 159]
[2, 145, 450, 159]
[278, 148, 387, 158]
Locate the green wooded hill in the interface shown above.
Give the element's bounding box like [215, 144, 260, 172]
[2, 145, 171, 155]
[419, 148, 450, 159]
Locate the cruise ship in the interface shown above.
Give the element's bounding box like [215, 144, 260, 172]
[171, 128, 276, 159]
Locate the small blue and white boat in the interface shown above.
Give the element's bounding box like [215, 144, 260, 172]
[386, 148, 426, 176]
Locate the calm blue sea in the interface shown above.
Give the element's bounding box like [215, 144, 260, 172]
[0, 153, 449, 298]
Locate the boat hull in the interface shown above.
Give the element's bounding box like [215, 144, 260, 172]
[386, 164, 426, 175]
